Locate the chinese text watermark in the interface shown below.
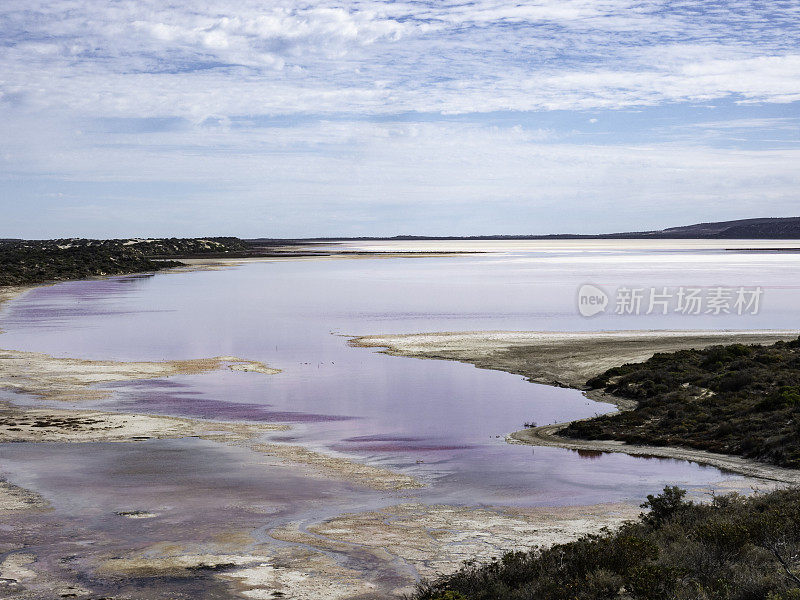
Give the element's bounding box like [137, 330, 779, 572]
[577, 284, 763, 318]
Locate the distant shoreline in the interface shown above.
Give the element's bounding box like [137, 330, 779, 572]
[725, 247, 800, 252]
[250, 216, 800, 242]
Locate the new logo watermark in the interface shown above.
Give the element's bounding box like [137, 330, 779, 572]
[577, 284, 763, 317]
[577, 284, 609, 317]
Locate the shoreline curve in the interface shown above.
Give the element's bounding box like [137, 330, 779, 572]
[350, 329, 800, 484]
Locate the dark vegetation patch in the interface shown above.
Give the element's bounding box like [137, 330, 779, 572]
[561, 338, 800, 468]
[415, 486, 800, 600]
[0, 237, 249, 286]
[0, 414, 105, 431]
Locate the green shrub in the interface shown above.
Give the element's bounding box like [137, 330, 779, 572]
[641, 486, 688, 527]
[430, 592, 468, 600]
[414, 487, 800, 600]
[562, 338, 800, 468]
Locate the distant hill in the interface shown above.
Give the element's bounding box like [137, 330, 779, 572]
[607, 217, 800, 239]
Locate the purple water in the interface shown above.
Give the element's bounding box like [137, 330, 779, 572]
[2, 242, 800, 509]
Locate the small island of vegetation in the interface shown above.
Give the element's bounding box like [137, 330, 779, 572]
[563, 338, 800, 468]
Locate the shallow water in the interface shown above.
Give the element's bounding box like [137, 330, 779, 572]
[3, 241, 798, 511]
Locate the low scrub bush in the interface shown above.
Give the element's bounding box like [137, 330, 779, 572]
[567, 339, 800, 467]
[414, 487, 800, 600]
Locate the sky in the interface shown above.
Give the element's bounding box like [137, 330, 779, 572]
[1, 1, 799, 238]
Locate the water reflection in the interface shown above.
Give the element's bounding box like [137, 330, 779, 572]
[2, 241, 798, 507]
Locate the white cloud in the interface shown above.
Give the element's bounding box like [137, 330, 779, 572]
[1, 0, 799, 118]
[1, 0, 799, 236]
[3, 114, 798, 200]
[5, 115, 800, 236]
[676, 118, 799, 130]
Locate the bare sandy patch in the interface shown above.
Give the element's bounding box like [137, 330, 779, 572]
[115, 510, 159, 519]
[267, 501, 640, 596]
[0, 550, 92, 598]
[96, 501, 638, 599]
[350, 329, 797, 392]
[0, 405, 288, 444]
[97, 539, 380, 599]
[98, 549, 259, 578]
[224, 547, 380, 600]
[0, 403, 415, 493]
[0, 286, 34, 309]
[250, 443, 423, 491]
[305, 502, 639, 578]
[0, 348, 279, 403]
[0, 480, 48, 514]
[0, 343, 287, 448]
[0, 553, 37, 582]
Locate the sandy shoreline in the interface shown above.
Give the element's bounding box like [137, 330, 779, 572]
[508, 425, 800, 484]
[349, 329, 798, 390]
[350, 329, 800, 482]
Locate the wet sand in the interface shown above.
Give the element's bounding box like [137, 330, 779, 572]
[88, 499, 641, 599]
[508, 424, 800, 484]
[0, 479, 48, 514]
[249, 443, 423, 491]
[350, 329, 800, 482]
[0, 347, 279, 403]
[349, 329, 797, 393]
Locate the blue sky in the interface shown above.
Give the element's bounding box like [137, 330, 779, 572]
[1, 0, 799, 238]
